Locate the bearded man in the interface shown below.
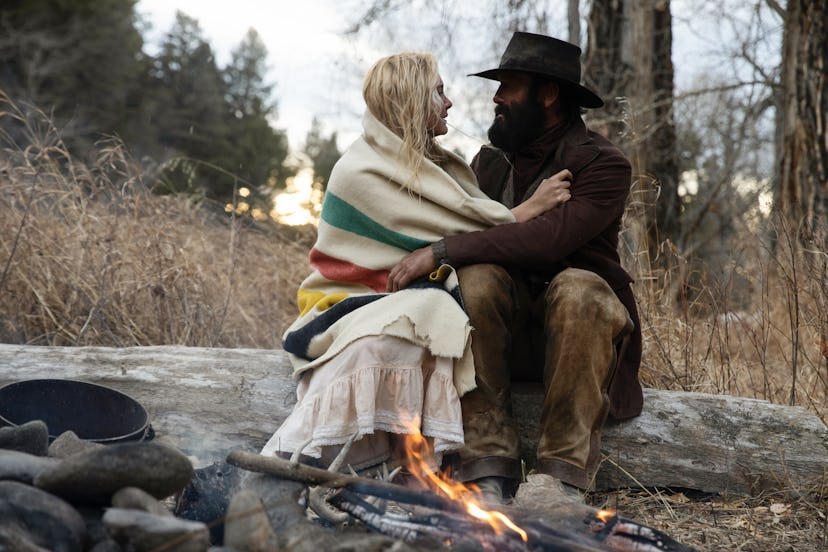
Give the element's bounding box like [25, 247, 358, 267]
[387, 32, 643, 502]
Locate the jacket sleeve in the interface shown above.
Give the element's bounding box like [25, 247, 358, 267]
[443, 148, 631, 272]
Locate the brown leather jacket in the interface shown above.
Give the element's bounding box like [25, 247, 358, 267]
[442, 118, 643, 419]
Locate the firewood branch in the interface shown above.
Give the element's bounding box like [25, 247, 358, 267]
[225, 449, 465, 513]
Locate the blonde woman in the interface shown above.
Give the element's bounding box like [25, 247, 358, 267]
[261, 52, 570, 472]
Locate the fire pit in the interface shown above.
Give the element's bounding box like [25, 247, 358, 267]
[0, 378, 151, 443]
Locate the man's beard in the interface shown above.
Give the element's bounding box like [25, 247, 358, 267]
[487, 98, 546, 153]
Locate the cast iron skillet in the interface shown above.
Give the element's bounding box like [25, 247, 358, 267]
[0, 378, 152, 443]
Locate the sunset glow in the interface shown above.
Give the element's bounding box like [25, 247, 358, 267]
[271, 167, 323, 226]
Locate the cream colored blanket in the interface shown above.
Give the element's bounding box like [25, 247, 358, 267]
[283, 111, 515, 395]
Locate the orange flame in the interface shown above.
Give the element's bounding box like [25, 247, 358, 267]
[596, 509, 617, 522]
[400, 422, 528, 542]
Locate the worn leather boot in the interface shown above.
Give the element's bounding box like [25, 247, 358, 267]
[471, 476, 519, 505]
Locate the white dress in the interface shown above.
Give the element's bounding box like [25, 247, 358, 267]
[260, 334, 465, 471]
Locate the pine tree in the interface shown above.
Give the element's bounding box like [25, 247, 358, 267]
[150, 11, 234, 198]
[220, 29, 289, 202]
[0, 0, 146, 156]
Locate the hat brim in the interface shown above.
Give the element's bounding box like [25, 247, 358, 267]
[469, 68, 604, 109]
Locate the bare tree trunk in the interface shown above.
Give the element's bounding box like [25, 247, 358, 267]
[776, 0, 828, 249]
[583, 0, 628, 140]
[584, 0, 679, 283]
[647, 1, 679, 255]
[567, 0, 581, 45]
[776, 0, 828, 389]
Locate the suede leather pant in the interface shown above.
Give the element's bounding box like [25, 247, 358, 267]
[451, 264, 633, 489]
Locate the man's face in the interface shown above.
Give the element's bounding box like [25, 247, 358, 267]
[487, 72, 546, 153]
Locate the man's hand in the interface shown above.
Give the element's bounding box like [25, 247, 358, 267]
[387, 246, 436, 292]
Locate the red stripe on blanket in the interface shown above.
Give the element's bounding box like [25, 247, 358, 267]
[309, 248, 389, 293]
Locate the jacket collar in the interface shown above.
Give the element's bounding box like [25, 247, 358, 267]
[557, 118, 600, 175]
[481, 117, 597, 174]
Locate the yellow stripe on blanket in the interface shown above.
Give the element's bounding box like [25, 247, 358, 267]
[297, 289, 349, 317]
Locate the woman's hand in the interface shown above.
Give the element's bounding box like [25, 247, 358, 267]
[387, 246, 436, 292]
[511, 169, 572, 222]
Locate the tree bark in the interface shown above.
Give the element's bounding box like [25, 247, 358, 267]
[567, 0, 580, 46]
[776, 0, 828, 250]
[0, 344, 824, 496]
[584, 0, 680, 280]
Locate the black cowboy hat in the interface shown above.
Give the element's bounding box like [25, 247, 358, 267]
[470, 31, 604, 109]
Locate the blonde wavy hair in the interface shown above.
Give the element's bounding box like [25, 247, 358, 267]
[362, 52, 446, 190]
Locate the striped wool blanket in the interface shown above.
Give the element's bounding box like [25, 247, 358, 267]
[282, 111, 516, 395]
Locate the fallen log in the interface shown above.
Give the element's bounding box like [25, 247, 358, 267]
[1, 344, 825, 495]
[513, 383, 828, 495]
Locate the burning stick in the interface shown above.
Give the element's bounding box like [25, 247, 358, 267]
[587, 510, 696, 551]
[226, 449, 466, 514]
[332, 489, 585, 552]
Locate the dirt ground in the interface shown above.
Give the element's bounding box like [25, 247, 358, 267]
[591, 487, 828, 551]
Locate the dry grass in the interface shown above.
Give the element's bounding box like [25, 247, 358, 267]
[593, 488, 828, 551]
[634, 237, 828, 425]
[1, 96, 826, 550]
[0, 96, 310, 348]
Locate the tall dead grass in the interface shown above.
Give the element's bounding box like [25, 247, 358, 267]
[630, 232, 828, 424]
[622, 177, 828, 424]
[0, 95, 310, 348]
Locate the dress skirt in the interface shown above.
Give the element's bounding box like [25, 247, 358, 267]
[261, 334, 465, 471]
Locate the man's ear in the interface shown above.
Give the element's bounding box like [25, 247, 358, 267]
[537, 82, 560, 109]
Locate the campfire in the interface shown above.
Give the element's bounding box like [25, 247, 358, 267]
[226, 426, 697, 552]
[399, 424, 528, 543]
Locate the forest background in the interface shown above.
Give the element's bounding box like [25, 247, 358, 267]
[1, 1, 826, 549]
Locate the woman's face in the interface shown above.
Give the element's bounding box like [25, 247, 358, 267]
[427, 76, 452, 136]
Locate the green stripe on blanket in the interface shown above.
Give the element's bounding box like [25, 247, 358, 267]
[321, 191, 431, 252]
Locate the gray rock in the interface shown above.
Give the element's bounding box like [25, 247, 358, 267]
[0, 449, 60, 484]
[240, 472, 306, 531]
[223, 489, 275, 551]
[103, 507, 210, 552]
[88, 539, 123, 552]
[0, 480, 86, 552]
[235, 473, 416, 552]
[0, 527, 51, 552]
[112, 486, 173, 517]
[0, 420, 49, 456]
[48, 430, 105, 458]
[79, 506, 113, 549]
[34, 441, 193, 505]
[514, 473, 587, 508]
